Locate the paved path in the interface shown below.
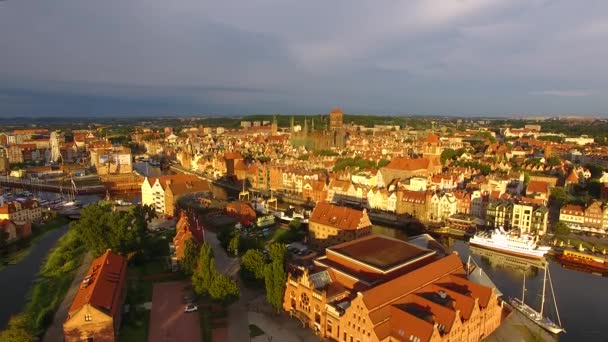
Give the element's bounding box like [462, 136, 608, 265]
[249, 311, 318, 342]
[42, 252, 92, 342]
[205, 230, 251, 342]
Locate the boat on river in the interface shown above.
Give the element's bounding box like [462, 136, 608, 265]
[510, 265, 565, 335]
[555, 245, 608, 273]
[469, 228, 550, 259]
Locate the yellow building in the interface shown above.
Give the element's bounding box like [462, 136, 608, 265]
[63, 250, 127, 342]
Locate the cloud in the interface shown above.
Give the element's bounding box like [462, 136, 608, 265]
[531, 90, 594, 97]
[1, 0, 608, 116]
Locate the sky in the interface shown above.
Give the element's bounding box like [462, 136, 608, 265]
[1, 0, 607, 117]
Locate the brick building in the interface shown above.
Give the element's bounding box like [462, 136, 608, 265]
[283, 235, 504, 342]
[308, 202, 372, 250]
[63, 250, 127, 342]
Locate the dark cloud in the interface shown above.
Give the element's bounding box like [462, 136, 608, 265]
[0, 0, 607, 116]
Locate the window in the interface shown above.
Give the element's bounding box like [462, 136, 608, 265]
[327, 320, 333, 334]
[84, 313, 92, 322]
[85, 337, 94, 342]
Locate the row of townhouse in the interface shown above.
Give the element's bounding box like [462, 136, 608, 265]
[559, 201, 608, 232]
[0, 199, 44, 223]
[485, 199, 549, 235]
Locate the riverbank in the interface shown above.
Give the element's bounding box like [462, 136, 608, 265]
[0, 226, 86, 340]
[0, 216, 69, 271]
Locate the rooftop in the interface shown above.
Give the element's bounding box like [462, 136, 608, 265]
[328, 235, 435, 272]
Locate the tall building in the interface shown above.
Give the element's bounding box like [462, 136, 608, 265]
[50, 131, 64, 163]
[283, 235, 504, 342]
[0, 146, 9, 175]
[329, 108, 343, 130]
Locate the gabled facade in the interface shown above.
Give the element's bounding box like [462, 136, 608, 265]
[283, 235, 504, 342]
[63, 250, 127, 342]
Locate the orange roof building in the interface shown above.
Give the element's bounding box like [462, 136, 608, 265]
[63, 250, 127, 342]
[283, 235, 505, 342]
[308, 202, 372, 249]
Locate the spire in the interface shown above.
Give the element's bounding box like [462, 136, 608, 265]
[290, 116, 294, 132]
[304, 116, 308, 135]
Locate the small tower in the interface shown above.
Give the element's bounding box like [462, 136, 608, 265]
[271, 115, 278, 135]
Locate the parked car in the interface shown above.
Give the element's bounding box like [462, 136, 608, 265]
[184, 304, 198, 313]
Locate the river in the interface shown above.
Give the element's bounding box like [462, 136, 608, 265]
[371, 225, 608, 342]
[0, 225, 68, 329]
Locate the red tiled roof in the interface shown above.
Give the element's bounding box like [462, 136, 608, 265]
[310, 202, 369, 231]
[424, 132, 440, 144]
[67, 250, 127, 319]
[384, 157, 430, 171]
[362, 253, 464, 310]
[527, 180, 549, 194]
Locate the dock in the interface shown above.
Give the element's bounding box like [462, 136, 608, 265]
[486, 303, 558, 342]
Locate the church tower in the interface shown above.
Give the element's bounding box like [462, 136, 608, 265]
[422, 132, 441, 158]
[329, 108, 343, 130]
[271, 115, 278, 135]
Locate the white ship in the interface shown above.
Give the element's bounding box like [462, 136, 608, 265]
[469, 228, 550, 259]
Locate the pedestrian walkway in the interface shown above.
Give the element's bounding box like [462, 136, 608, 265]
[42, 252, 92, 342]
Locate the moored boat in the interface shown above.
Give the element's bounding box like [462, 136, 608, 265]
[469, 228, 550, 259]
[555, 246, 608, 272]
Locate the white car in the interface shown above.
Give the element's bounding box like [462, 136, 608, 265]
[184, 304, 198, 313]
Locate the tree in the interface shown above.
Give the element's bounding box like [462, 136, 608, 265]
[264, 261, 287, 314]
[550, 187, 568, 206]
[267, 242, 287, 263]
[241, 249, 266, 280]
[70, 203, 148, 256]
[209, 273, 240, 304]
[192, 243, 214, 295]
[546, 156, 561, 166]
[377, 159, 390, 168]
[180, 239, 199, 276]
[554, 222, 571, 236]
[440, 148, 457, 165]
[0, 314, 36, 342]
[228, 234, 240, 256]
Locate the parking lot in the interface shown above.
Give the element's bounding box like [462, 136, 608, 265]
[148, 281, 201, 342]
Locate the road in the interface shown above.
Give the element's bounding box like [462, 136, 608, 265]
[42, 252, 92, 342]
[205, 230, 252, 342]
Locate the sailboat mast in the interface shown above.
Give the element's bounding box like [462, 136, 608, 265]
[522, 272, 526, 304]
[540, 264, 547, 315]
[547, 266, 563, 327]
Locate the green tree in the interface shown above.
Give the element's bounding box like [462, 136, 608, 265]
[546, 156, 561, 166]
[554, 222, 571, 236]
[70, 203, 148, 256]
[377, 159, 390, 168]
[180, 239, 199, 276]
[264, 261, 287, 314]
[267, 242, 287, 263]
[192, 243, 215, 295]
[228, 233, 240, 256]
[209, 273, 240, 304]
[0, 314, 36, 342]
[241, 249, 266, 280]
[550, 187, 568, 206]
[440, 148, 457, 165]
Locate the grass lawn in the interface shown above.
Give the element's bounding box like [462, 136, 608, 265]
[119, 309, 150, 342]
[249, 324, 265, 338]
[266, 227, 288, 242]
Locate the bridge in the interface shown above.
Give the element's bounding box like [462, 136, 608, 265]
[0, 176, 106, 194]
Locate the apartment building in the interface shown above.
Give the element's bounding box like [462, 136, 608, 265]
[308, 202, 372, 250]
